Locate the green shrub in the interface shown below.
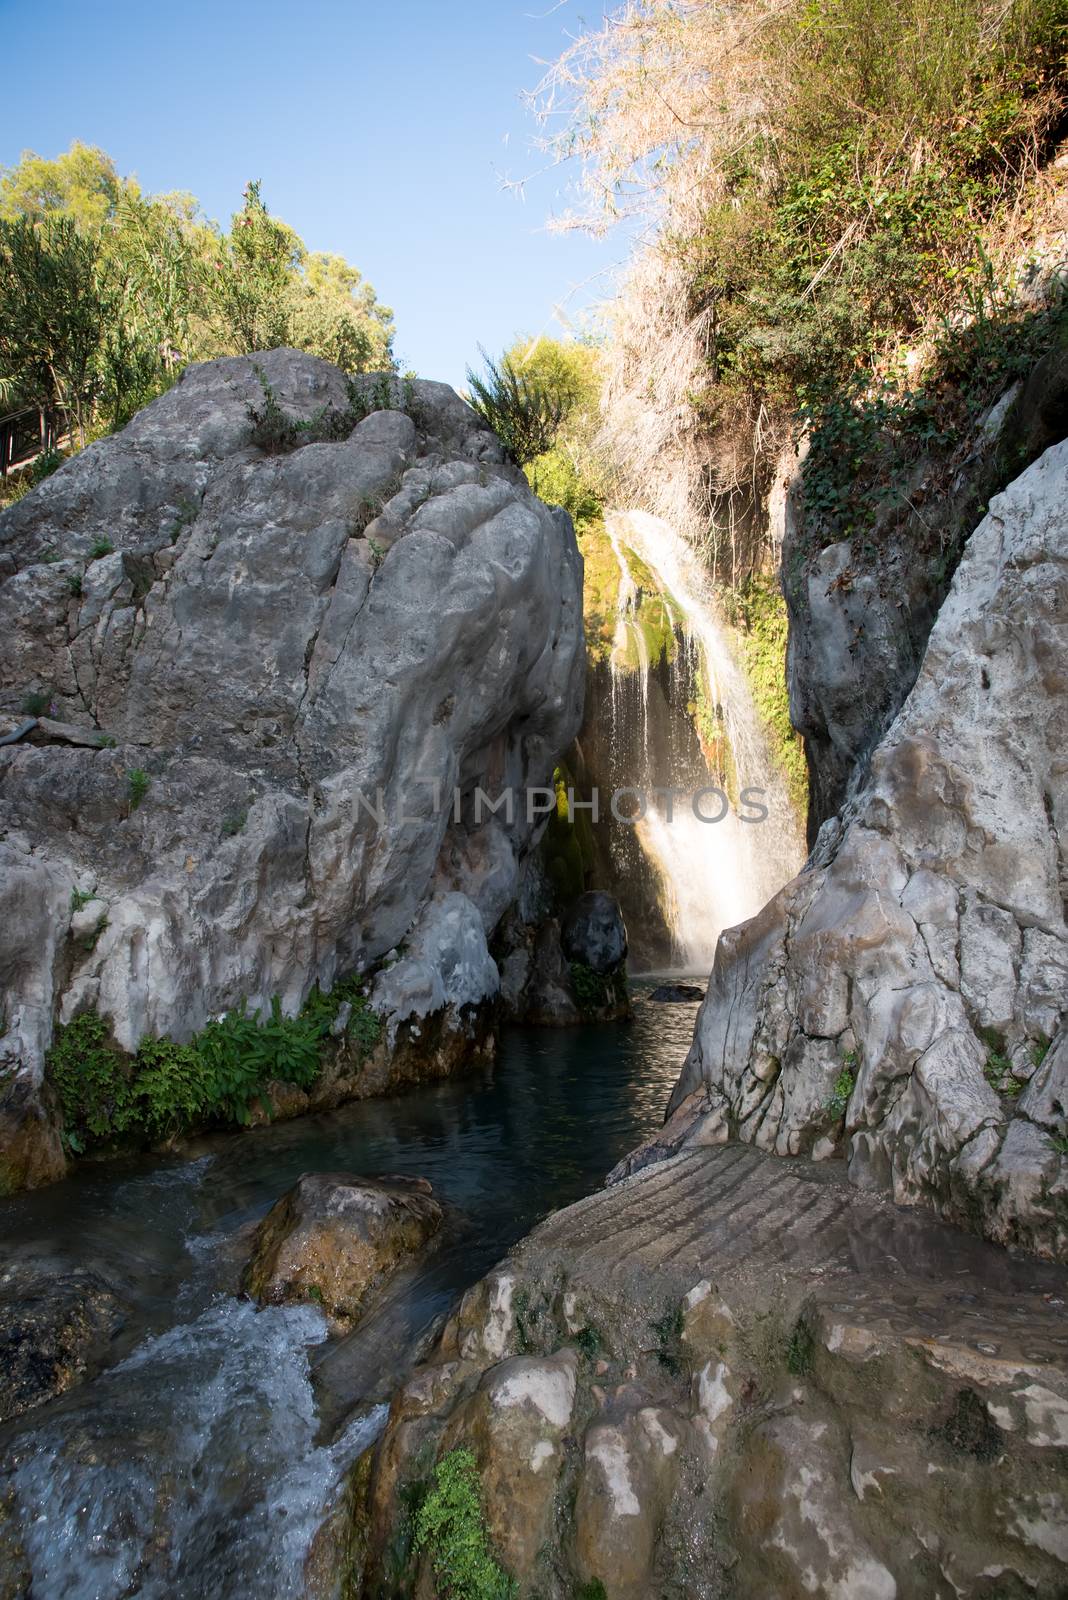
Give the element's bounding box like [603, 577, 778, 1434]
[301, 973, 382, 1058]
[574, 1324, 603, 1359]
[30, 445, 64, 485]
[465, 346, 573, 467]
[652, 1301, 685, 1374]
[48, 1012, 130, 1153]
[89, 537, 114, 559]
[826, 1068, 855, 1119]
[569, 961, 609, 1014]
[125, 1036, 211, 1140]
[786, 1316, 815, 1377]
[126, 767, 150, 811]
[20, 689, 52, 717]
[247, 366, 300, 454]
[48, 991, 332, 1152]
[413, 1448, 516, 1600]
[195, 997, 320, 1124]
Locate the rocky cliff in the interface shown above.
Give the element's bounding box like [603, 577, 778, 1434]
[667, 438, 1068, 1258]
[0, 349, 584, 1189]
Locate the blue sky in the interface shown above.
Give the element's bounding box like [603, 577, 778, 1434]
[0, 0, 628, 387]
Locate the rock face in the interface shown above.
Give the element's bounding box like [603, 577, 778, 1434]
[786, 344, 1068, 841]
[672, 440, 1068, 1257]
[560, 889, 628, 975]
[243, 1172, 442, 1328]
[0, 1259, 127, 1424]
[0, 350, 584, 1188]
[347, 1144, 1068, 1598]
[499, 890, 631, 1025]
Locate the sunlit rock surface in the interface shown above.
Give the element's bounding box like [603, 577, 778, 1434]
[0, 349, 584, 1188]
[673, 440, 1068, 1258]
[346, 1144, 1068, 1598]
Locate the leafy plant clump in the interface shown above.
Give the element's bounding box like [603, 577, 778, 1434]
[45, 984, 369, 1154]
[786, 1316, 816, 1378]
[20, 689, 52, 717]
[30, 444, 64, 484]
[126, 767, 150, 811]
[300, 972, 383, 1058]
[412, 1449, 516, 1600]
[652, 1301, 685, 1375]
[568, 960, 627, 1017]
[246, 367, 414, 456]
[984, 1050, 1024, 1096]
[826, 1067, 855, 1119]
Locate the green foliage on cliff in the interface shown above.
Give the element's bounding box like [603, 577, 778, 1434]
[47, 977, 381, 1154]
[0, 143, 394, 440]
[540, 0, 1068, 575]
[413, 1448, 516, 1600]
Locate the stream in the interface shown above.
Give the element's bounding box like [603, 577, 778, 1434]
[0, 986, 699, 1599]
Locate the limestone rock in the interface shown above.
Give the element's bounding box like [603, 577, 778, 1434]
[574, 1408, 687, 1600]
[560, 891, 628, 975]
[445, 1350, 579, 1577]
[0, 350, 585, 1187]
[501, 898, 630, 1026]
[0, 1259, 128, 1424]
[677, 440, 1068, 1256]
[785, 347, 1068, 839]
[350, 1143, 1068, 1599]
[242, 1172, 442, 1327]
[649, 982, 704, 1003]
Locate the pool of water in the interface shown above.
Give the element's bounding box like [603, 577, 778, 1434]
[0, 988, 699, 1599]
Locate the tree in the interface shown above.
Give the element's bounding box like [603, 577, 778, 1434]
[0, 147, 397, 444]
[0, 215, 107, 442]
[0, 142, 125, 231]
[209, 180, 303, 353]
[288, 251, 394, 371]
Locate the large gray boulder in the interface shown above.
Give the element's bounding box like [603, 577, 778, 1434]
[0, 350, 584, 1188]
[672, 439, 1068, 1257]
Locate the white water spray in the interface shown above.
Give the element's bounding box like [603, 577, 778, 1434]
[604, 509, 804, 970]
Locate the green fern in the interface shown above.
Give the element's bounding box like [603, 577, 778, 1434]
[413, 1449, 516, 1600]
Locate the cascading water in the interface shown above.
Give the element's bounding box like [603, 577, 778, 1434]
[580, 509, 805, 971]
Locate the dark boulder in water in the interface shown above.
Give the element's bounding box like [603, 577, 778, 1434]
[649, 983, 704, 1003]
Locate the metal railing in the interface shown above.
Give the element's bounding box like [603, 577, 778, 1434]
[0, 405, 69, 477]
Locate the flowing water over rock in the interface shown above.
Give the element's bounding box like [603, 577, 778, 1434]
[0, 993, 696, 1599]
[582, 509, 804, 969]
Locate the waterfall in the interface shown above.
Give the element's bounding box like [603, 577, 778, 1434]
[586, 509, 804, 972]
